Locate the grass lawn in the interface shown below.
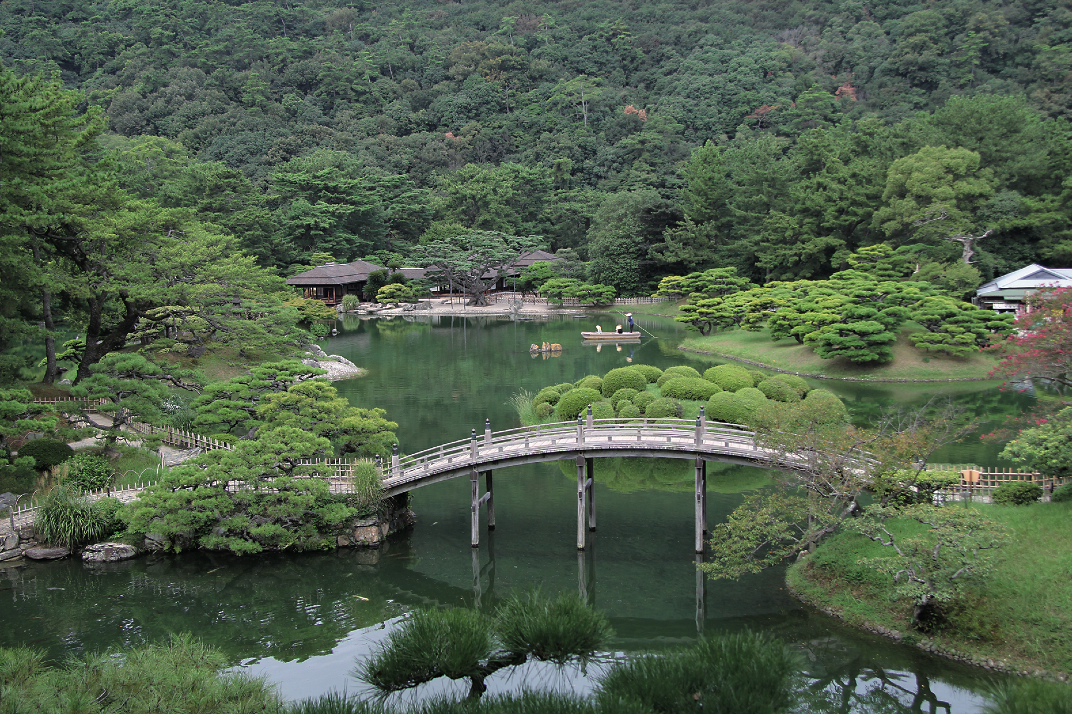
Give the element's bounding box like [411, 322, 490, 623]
[787, 501, 1072, 675]
[681, 325, 999, 381]
[157, 344, 304, 383]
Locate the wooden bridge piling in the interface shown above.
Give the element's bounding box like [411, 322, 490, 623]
[576, 455, 587, 550]
[694, 457, 707, 554]
[471, 469, 480, 547]
[485, 471, 495, 530]
[586, 457, 595, 532]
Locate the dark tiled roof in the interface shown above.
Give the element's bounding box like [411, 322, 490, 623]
[286, 260, 385, 286]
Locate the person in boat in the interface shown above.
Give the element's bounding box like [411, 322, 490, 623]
[615, 324, 623, 334]
[626, 313, 634, 332]
[595, 325, 603, 333]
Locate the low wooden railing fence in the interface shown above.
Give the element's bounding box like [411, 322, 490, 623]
[926, 464, 1065, 499]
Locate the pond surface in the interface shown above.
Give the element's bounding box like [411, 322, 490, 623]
[0, 313, 1034, 711]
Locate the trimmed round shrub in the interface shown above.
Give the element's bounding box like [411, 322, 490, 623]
[757, 378, 800, 403]
[629, 364, 663, 383]
[535, 402, 554, 419]
[617, 402, 641, 420]
[735, 387, 769, 406]
[645, 397, 683, 419]
[602, 367, 647, 397]
[554, 388, 604, 421]
[533, 389, 562, 408]
[747, 370, 768, 387]
[610, 388, 640, 410]
[661, 378, 721, 401]
[552, 383, 575, 394]
[992, 481, 1043, 506]
[656, 365, 702, 387]
[770, 373, 809, 397]
[803, 389, 849, 424]
[575, 375, 603, 392]
[66, 453, 114, 491]
[1051, 482, 1072, 503]
[707, 392, 759, 425]
[18, 439, 74, 470]
[591, 402, 615, 421]
[632, 391, 657, 413]
[703, 365, 753, 392]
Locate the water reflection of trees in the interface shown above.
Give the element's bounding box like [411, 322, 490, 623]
[557, 458, 770, 494]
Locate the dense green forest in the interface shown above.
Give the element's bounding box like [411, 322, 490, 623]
[3, 0, 1072, 335]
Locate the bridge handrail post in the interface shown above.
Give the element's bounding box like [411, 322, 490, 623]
[471, 429, 477, 459]
[484, 418, 492, 443]
[695, 416, 702, 446]
[699, 406, 706, 431]
[586, 405, 593, 430]
[391, 444, 399, 476]
[577, 416, 583, 445]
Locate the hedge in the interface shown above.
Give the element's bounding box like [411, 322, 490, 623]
[575, 375, 604, 392]
[735, 387, 769, 406]
[645, 397, 683, 419]
[992, 481, 1044, 506]
[610, 388, 640, 410]
[535, 402, 554, 419]
[617, 402, 641, 419]
[555, 388, 605, 421]
[628, 364, 663, 383]
[706, 392, 757, 425]
[747, 370, 768, 387]
[757, 379, 800, 403]
[703, 365, 753, 392]
[18, 439, 74, 470]
[552, 383, 576, 394]
[602, 368, 647, 397]
[770, 374, 809, 397]
[533, 389, 562, 408]
[656, 366, 701, 387]
[1051, 482, 1072, 502]
[661, 378, 721, 401]
[591, 402, 615, 421]
[632, 392, 657, 413]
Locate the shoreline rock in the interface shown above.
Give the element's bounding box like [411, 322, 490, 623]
[82, 542, 139, 563]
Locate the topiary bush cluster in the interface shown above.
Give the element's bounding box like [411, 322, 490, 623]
[17, 439, 73, 470]
[661, 377, 721, 401]
[525, 362, 845, 430]
[1051, 482, 1072, 502]
[554, 388, 604, 421]
[601, 367, 647, 397]
[992, 481, 1044, 505]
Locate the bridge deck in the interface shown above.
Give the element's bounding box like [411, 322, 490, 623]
[381, 418, 765, 496]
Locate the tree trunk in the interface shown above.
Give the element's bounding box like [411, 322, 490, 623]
[467, 291, 488, 307]
[31, 245, 58, 384]
[74, 294, 141, 383]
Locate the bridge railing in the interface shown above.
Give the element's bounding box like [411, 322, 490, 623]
[386, 418, 755, 480]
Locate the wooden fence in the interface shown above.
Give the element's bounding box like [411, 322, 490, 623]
[30, 396, 109, 411]
[927, 464, 1066, 500]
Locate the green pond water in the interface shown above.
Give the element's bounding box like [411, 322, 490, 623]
[0, 313, 1035, 710]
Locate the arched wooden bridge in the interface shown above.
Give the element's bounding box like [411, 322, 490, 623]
[380, 411, 769, 553]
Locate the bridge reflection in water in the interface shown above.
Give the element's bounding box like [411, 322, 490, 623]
[469, 529, 709, 635]
[383, 408, 765, 554]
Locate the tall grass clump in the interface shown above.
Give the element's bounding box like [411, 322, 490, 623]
[33, 485, 123, 549]
[413, 692, 598, 714]
[983, 679, 1072, 714]
[598, 631, 799, 714]
[0, 634, 281, 713]
[511, 389, 538, 425]
[342, 294, 361, 311]
[287, 690, 378, 714]
[345, 460, 385, 515]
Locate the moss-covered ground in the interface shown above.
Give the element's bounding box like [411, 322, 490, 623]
[681, 325, 1000, 381]
[787, 500, 1072, 675]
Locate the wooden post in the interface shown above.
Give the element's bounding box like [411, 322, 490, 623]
[576, 416, 583, 444]
[701, 458, 707, 535]
[699, 405, 706, 431]
[694, 415, 702, 446]
[470, 428, 477, 459]
[695, 457, 705, 553]
[586, 404, 593, 429]
[471, 469, 480, 548]
[472, 546, 482, 608]
[391, 444, 400, 476]
[485, 471, 495, 530]
[484, 418, 492, 443]
[586, 457, 595, 531]
[576, 455, 587, 550]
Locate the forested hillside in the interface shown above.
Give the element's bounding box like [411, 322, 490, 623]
[3, 0, 1072, 288]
